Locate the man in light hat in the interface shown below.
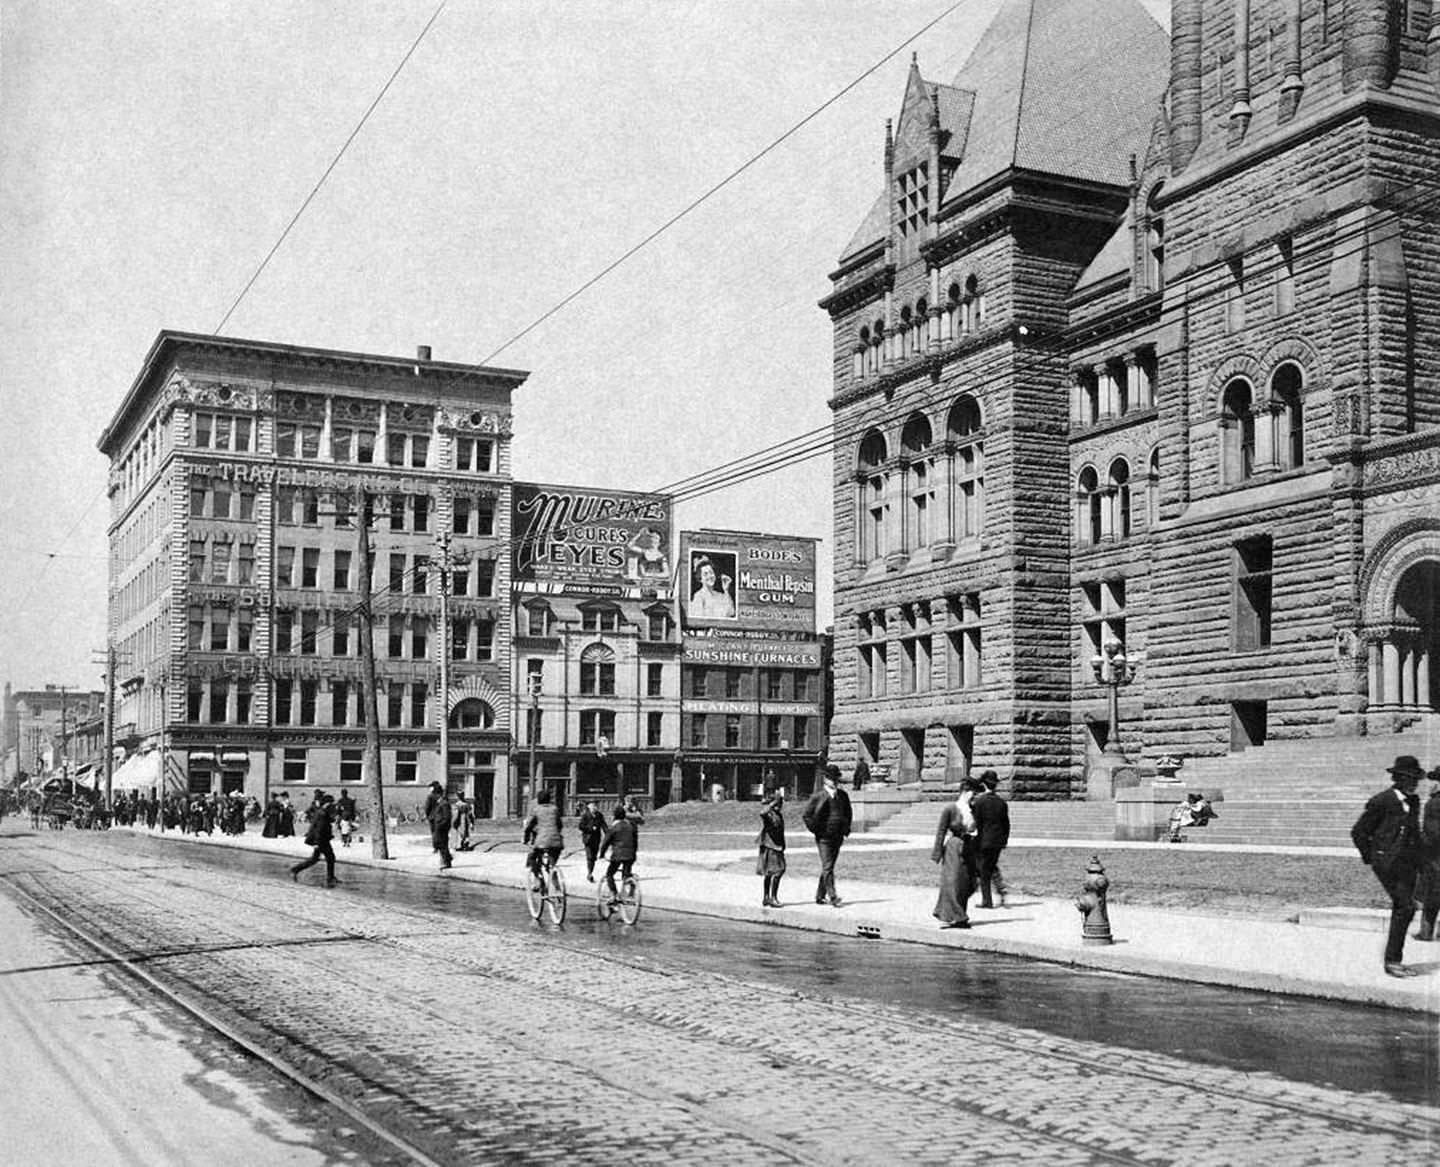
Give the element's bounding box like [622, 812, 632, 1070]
[1351, 755, 1428, 977]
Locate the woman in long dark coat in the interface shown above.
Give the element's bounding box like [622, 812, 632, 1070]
[931, 779, 981, 928]
[756, 791, 787, 907]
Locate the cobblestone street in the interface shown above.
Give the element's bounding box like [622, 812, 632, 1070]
[3, 829, 1437, 1166]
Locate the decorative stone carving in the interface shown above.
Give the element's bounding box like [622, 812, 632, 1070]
[1365, 446, 1440, 487]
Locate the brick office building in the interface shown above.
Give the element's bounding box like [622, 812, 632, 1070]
[3, 684, 104, 782]
[98, 332, 525, 814]
[677, 529, 825, 801]
[510, 483, 681, 813]
[823, 0, 1440, 799]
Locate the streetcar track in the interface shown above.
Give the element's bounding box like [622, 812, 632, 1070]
[5, 834, 1435, 1165]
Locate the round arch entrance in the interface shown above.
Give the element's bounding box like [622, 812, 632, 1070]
[1362, 529, 1440, 713]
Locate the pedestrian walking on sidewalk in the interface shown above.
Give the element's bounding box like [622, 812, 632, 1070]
[971, 769, 1010, 909]
[278, 792, 295, 837]
[425, 782, 453, 870]
[452, 795, 475, 852]
[803, 765, 852, 907]
[578, 801, 606, 881]
[931, 778, 980, 928]
[1351, 754, 1427, 977]
[756, 790, 787, 907]
[1413, 767, 1440, 942]
[290, 793, 338, 886]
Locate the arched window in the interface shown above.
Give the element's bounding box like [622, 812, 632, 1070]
[945, 282, 961, 340]
[854, 327, 870, 378]
[858, 429, 889, 563]
[899, 305, 914, 356]
[914, 297, 929, 351]
[1078, 467, 1102, 545]
[1109, 458, 1131, 540]
[579, 643, 616, 697]
[964, 274, 984, 332]
[1147, 447, 1160, 528]
[1271, 363, 1304, 469]
[947, 397, 983, 542]
[449, 698, 495, 730]
[901, 413, 934, 551]
[1221, 379, 1255, 484]
[1145, 185, 1165, 293]
[871, 320, 885, 372]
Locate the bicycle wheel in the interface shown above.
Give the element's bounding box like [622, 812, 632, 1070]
[525, 870, 543, 920]
[618, 876, 641, 925]
[596, 878, 614, 920]
[546, 866, 567, 925]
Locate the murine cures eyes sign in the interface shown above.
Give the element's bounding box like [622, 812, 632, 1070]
[512, 483, 672, 594]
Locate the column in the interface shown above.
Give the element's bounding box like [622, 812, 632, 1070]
[1100, 488, 1116, 541]
[376, 402, 389, 462]
[1368, 640, 1382, 707]
[887, 461, 909, 567]
[928, 268, 942, 350]
[934, 443, 957, 557]
[320, 397, 334, 462]
[1099, 366, 1117, 418]
[1382, 639, 1401, 707]
[1401, 640, 1417, 708]
[1418, 647, 1432, 711]
[1072, 371, 1086, 424]
[1251, 404, 1278, 472]
[1125, 353, 1149, 409]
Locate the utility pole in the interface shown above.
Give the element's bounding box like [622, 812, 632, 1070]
[355, 487, 390, 860]
[527, 672, 540, 809]
[103, 645, 115, 809]
[436, 530, 451, 796]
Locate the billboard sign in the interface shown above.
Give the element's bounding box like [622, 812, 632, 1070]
[680, 530, 816, 634]
[512, 483, 671, 594]
[682, 636, 822, 669]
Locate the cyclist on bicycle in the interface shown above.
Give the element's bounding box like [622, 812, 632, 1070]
[522, 787, 563, 876]
[599, 799, 641, 897]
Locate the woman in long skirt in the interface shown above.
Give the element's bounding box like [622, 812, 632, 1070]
[756, 791, 787, 907]
[931, 778, 981, 928]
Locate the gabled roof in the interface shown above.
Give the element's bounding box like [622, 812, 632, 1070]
[1073, 219, 1133, 293]
[837, 0, 1168, 263]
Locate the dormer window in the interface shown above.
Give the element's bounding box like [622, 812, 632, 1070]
[582, 606, 620, 634]
[897, 163, 928, 240]
[525, 603, 551, 638]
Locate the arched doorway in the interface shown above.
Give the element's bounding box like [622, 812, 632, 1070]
[1365, 553, 1440, 713]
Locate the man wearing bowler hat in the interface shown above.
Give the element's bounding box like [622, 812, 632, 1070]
[803, 764, 852, 907]
[1351, 755, 1428, 977]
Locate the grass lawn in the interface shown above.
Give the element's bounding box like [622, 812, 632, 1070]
[382, 801, 1383, 919]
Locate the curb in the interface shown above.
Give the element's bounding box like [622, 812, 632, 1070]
[111, 826, 1439, 1015]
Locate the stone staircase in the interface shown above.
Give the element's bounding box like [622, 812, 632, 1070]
[863, 720, 1439, 847]
[1169, 724, 1440, 848]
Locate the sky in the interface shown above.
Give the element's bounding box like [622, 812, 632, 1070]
[0, 0, 1076, 693]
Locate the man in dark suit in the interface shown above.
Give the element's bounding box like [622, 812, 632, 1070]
[971, 769, 1010, 909]
[803, 764, 852, 907]
[1351, 754, 1427, 977]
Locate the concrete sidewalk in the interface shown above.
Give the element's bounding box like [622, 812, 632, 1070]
[119, 824, 1440, 1014]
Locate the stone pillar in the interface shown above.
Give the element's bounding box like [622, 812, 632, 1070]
[376, 401, 389, 460]
[1251, 404, 1278, 472]
[320, 397, 334, 461]
[934, 443, 957, 557]
[1418, 648, 1432, 711]
[1401, 641, 1417, 707]
[1279, 0, 1305, 118]
[1126, 353, 1150, 409]
[1100, 488, 1116, 541]
[1383, 639, 1401, 706]
[1368, 639, 1382, 708]
[1229, 0, 1252, 135]
[889, 459, 911, 567]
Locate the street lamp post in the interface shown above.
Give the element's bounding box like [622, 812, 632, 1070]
[1090, 638, 1136, 760]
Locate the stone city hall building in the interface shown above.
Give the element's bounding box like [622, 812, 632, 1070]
[823, 0, 1440, 800]
[99, 332, 525, 815]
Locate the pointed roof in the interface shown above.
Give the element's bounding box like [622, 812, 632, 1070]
[837, 0, 1168, 263]
[1073, 219, 1134, 293]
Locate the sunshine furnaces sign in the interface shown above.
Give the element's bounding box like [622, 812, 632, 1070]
[679, 530, 817, 634]
[512, 483, 672, 595]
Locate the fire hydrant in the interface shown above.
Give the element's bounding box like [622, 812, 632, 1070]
[1074, 855, 1114, 946]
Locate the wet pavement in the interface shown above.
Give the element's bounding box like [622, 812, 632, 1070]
[107, 829, 1440, 1107]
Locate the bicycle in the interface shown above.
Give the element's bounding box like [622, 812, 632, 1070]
[596, 870, 642, 925]
[525, 852, 567, 925]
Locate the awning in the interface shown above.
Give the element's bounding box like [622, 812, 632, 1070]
[189, 750, 217, 765]
[111, 751, 162, 791]
[219, 751, 250, 766]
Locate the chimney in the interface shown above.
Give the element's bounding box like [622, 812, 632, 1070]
[416, 345, 432, 362]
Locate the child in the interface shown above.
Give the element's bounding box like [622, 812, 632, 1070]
[599, 802, 640, 897]
[756, 790, 787, 907]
